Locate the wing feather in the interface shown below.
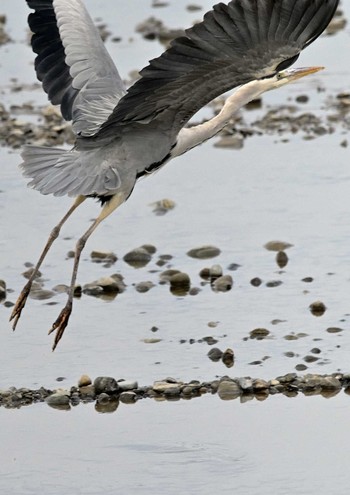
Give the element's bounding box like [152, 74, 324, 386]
[100, 0, 338, 137]
[27, 0, 126, 136]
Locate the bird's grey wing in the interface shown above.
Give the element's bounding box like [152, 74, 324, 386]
[100, 0, 338, 136]
[27, 0, 126, 136]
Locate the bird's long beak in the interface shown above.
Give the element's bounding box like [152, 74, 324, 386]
[284, 66, 325, 82]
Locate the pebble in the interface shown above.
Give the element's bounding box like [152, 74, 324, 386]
[0, 279, 6, 301]
[169, 272, 191, 291]
[119, 391, 137, 404]
[276, 251, 288, 268]
[150, 198, 176, 215]
[134, 281, 155, 293]
[217, 380, 241, 400]
[309, 300, 327, 316]
[46, 392, 70, 408]
[78, 375, 92, 387]
[152, 380, 182, 392]
[250, 328, 270, 339]
[117, 380, 138, 391]
[250, 277, 262, 287]
[90, 250, 118, 264]
[264, 240, 293, 252]
[83, 275, 126, 295]
[212, 275, 233, 292]
[93, 377, 119, 394]
[326, 327, 342, 334]
[207, 348, 223, 362]
[123, 246, 152, 267]
[222, 348, 234, 368]
[187, 245, 221, 259]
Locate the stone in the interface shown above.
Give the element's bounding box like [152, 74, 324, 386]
[152, 381, 182, 393]
[187, 245, 221, 259]
[134, 281, 155, 293]
[250, 328, 270, 339]
[78, 375, 92, 387]
[93, 377, 119, 394]
[309, 300, 327, 316]
[217, 380, 241, 400]
[212, 275, 233, 292]
[276, 251, 288, 268]
[117, 380, 138, 391]
[222, 348, 234, 368]
[46, 392, 70, 407]
[264, 240, 293, 251]
[90, 250, 117, 264]
[119, 391, 137, 404]
[123, 246, 152, 267]
[207, 348, 223, 361]
[250, 277, 262, 287]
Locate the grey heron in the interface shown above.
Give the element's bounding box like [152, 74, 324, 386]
[11, 0, 339, 349]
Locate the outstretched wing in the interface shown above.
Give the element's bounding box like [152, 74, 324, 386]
[27, 0, 126, 136]
[100, 0, 338, 136]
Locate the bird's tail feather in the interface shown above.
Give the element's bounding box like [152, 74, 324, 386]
[20, 145, 79, 196]
[20, 145, 121, 197]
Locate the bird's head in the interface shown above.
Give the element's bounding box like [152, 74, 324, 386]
[270, 66, 324, 89]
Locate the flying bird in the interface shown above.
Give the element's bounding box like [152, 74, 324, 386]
[11, 0, 339, 349]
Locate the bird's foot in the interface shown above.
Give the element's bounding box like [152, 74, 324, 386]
[9, 281, 32, 330]
[49, 302, 72, 351]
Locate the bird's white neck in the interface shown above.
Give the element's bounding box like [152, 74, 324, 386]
[172, 78, 272, 157]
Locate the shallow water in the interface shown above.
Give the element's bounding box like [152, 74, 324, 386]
[1, 1, 350, 494]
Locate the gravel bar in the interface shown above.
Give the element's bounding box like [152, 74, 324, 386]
[1, 372, 349, 410]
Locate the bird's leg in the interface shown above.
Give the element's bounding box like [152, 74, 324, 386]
[49, 193, 125, 351]
[10, 195, 86, 330]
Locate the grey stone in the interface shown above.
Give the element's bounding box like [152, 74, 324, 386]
[94, 377, 119, 394]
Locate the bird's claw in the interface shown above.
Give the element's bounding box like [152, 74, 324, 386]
[9, 283, 32, 330]
[49, 304, 72, 351]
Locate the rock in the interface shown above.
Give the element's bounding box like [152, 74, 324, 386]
[217, 380, 241, 400]
[123, 246, 153, 267]
[0, 280, 6, 301]
[249, 328, 270, 339]
[83, 275, 125, 295]
[152, 380, 182, 393]
[209, 264, 223, 281]
[326, 327, 343, 333]
[97, 393, 110, 404]
[222, 348, 234, 368]
[309, 300, 327, 316]
[46, 391, 70, 408]
[78, 375, 92, 387]
[212, 275, 233, 292]
[150, 199, 176, 215]
[207, 348, 223, 362]
[265, 280, 283, 288]
[134, 281, 155, 293]
[237, 377, 253, 391]
[214, 135, 244, 149]
[252, 379, 269, 391]
[169, 272, 191, 293]
[276, 251, 288, 268]
[159, 269, 181, 282]
[264, 240, 293, 252]
[90, 250, 117, 264]
[250, 277, 262, 287]
[119, 391, 137, 404]
[93, 377, 119, 394]
[117, 380, 138, 391]
[187, 245, 221, 259]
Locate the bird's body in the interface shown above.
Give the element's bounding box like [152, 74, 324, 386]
[11, 0, 339, 349]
